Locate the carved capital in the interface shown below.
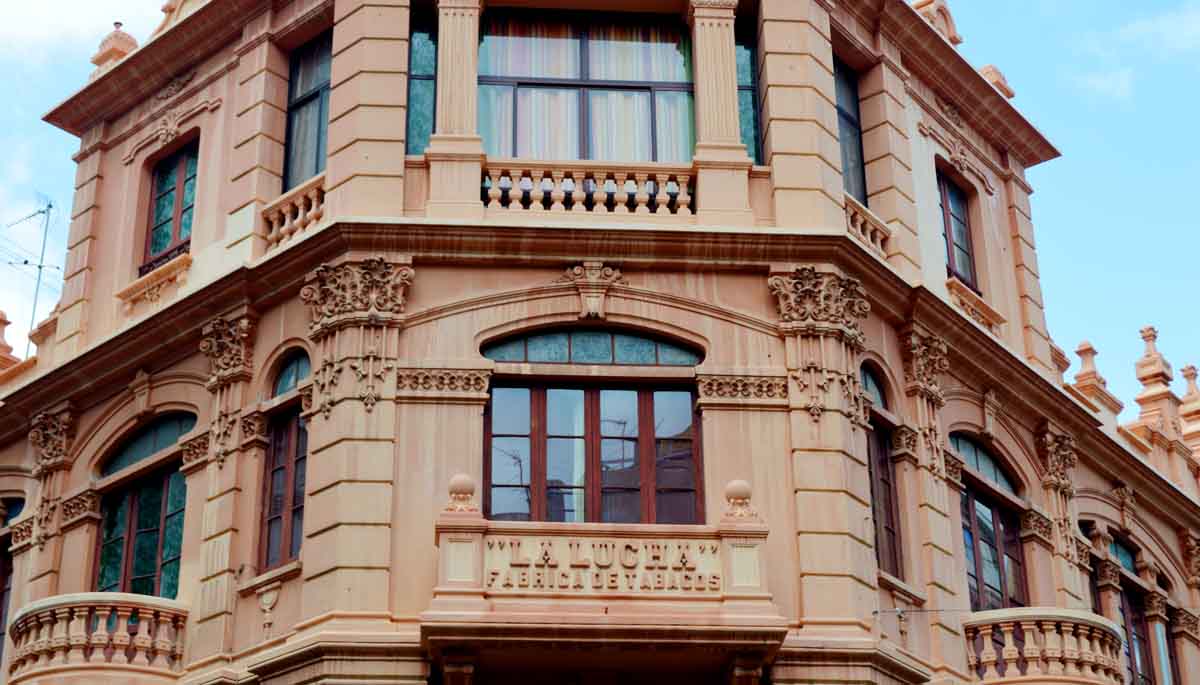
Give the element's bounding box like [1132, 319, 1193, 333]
[1095, 559, 1122, 589]
[901, 330, 949, 407]
[240, 413, 268, 447]
[1037, 423, 1077, 495]
[1144, 591, 1169, 621]
[199, 313, 256, 390]
[1075, 537, 1095, 571]
[767, 267, 870, 346]
[180, 431, 211, 472]
[1171, 608, 1200, 641]
[1020, 508, 1054, 546]
[555, 261, 626, 319]
[61, 490, 100, 530]
[29, 404, 74, 477]
[301, 257, 415, 337]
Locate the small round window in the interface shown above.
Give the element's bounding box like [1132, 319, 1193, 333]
[482, 329, 702, 366]
[273, 350, 312, 397]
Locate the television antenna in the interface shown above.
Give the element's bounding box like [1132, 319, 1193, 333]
[5, 200, 54, 357]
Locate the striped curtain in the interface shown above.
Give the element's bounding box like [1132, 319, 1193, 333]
[517, 88, 580, 159]
[480, 18, 580, 78]
[588, 90, 651, 161]
[588, 23, 691, 82]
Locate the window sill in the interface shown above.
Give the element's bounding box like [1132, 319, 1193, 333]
[878, 570, 927, 606]
[945, 276, 1005, 336]
[238, 560, 302, 597]
[116, 252, 192, 315]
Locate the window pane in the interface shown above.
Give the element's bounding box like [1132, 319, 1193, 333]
[483, 338, 525, 362]
[98, 540, 125, 592]
[102, 493, 129, 542]
[546, 487, 584, 522]
[735, 40, 754, 88]
[492, 388, 530, 434]
[131, 576, 155, 596]
[150, 224, 173, 256]
[407, 78, 436, 155]
[291, 33, 332, 99]
[286, 98, 322, 189]
[947, 182, 969, 220]
[738, 89, 760, 165]
[602, 489, 640, 524]
[838, 114, 867, 204]
[517, 88, 580, 159]
[861, 367, 887, 409]
[266, 518, 282, 568]
[137, 481, 163, 530]
[656, 440, 695, 489]
[491, 486, 531, 521]
[614, 334, 656, 364]
[411, 22, 437, 77]
[602, 439, 639, 487]
[656, 490, 695, 525]
[953, 247, 976, 284]
[657, 343, 700, 366]
[156, 162, 178, 194]
[654, 391, 693, 438]
[290, 509, 304, 559]
[182, 174, 196, 209]
[269, 469, 286, 516]
[179, 207, 193, 241]
[161, 511, 184, 561]
[154, 189, 176, 224]
[479, 84, 515, 157]
[132, 531, 160, 578]
[834, 58, 861, 123]
[547, 389, 584, 436]
[570, 331, 612, 364]
[975, 500, 996, 545]
[655, 91, 695, 163]
[159, 559, 180, 600]
[491, 437, 531, 485]
[600, 390, 638, 437]
[547, 438, 585, 487]
[1004, 554, 1022, 603]
[588, 90, 652, 162]
[480, 18, 580, 79]
[526, 332, 569, 362]
[588, 23, 690, 82]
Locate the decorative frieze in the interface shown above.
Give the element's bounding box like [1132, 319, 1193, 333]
[9, 518, 33, 551]
[29, 405, 74, 476]
[396, 369, 490, 394]
[555, 261, 626, 319]
[199, 313, 256, 390]
[60, 490, 100, 530]
[696, 375, 788, 407]
[767, 266, 870, 346]
[300, 257, 415, 337]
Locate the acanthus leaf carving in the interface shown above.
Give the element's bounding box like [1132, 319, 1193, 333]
[181, 431, 211, 469]
[1037, 424, 1078, 495]
[61, 490, 100, 528]
[555, 261, 627, 319]
[300, 257, 415, 337]
[156, 71, 195, 101]
[199, 313, 256, 390]
[29, 406, 74, 477]
[1181, 528, 1200, 587]
[1020, 508, 1054, 545]
[767, 267, 870, 347]
[943, 449, 964, 486]
[312, 359, 344, 418]
[901, 331, 950, 408]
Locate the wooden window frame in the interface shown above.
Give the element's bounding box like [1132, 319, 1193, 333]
[961, 478, 1028, 612]
[406, 8, 438, 155]
[141, 141, 199, 276]
[833, 55, 868, 206]
[282, 31, 332, 192]
[258, 399, 307, 572]
[937, 170, 980, 292]
[477, 9, 695, 162]
[1118, 583, 1156, 685]
[484, 382, 703, 524]
[734, 19, 761, 165]
[867, 416, 902, 579]
[92, 465, 183, 597]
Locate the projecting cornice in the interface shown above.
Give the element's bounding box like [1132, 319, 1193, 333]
[838, 0, 1059, 168]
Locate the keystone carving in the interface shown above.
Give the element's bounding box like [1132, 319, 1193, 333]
[29, 406, 74, 476]
[556, 261, 626, 319]
[767, 267, 870, 346]
[696, 375, 787, 400]
[199, 314, 256, 390]
[300, 257, 415, 337]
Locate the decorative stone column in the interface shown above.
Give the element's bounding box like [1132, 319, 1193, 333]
[298, 255, 413, 625]
[1170, 608, 1200, 683]
[1093, 556, 1124, 626]
[190, 307, 258, 661]
[898, 325, 968, 679]
[766, 265, 876, 635]
[1034, 423, 1088, 608]
[1143, 591, 1176, 685]
[22, 403, 75, 598]
[688, 0, 752, 225]
[326, 0, 411, 217]
[425, 0, 485, 219]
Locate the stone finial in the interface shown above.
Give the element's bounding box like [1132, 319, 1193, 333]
[722, 479, 761, 522]
[445, 473, 479, 513]
[1072, 341, 1124, 415]
[1179, 366, 1200, 454]
[0, 310, 18, 371]
[979, 65, 1015, 99]
[912, 0, 963, 46]
[90, 22, 138, 78]
[1135, 326, 1174, 394]
[1183, 366, 1199, 401]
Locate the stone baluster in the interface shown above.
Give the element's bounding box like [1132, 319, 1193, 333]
[486, 169, 502, 209]
[151, 610, 172, 668]
[1000, 621, 1020, 676]
[613, 172, 629, 213]
[654, 173, 670, 214]
[676, 174, 693, 215]
[634, 172, 650, 214]
[50, 607, 70, 665]
[529, 170, 545, 211]
[110, 606, 133, 665]
[549, 171, 566, 211]
[1043, 620, 1063, 675]
[90, 605, 112, 656]
[979, 624, 999, 679]
[505, 170, 520, 210]
[1021, 620, 1042, 676]
[131, 608, 153, 666]
[1062, 622, 1079, 676]
[570, 171, 586, 211]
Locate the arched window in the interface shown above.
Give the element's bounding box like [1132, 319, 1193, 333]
[0, 497, 23, 662]
[861, 364, 900, 578]
[483, 329, 703, 524]
[273, 349, 311, 397]
[97, 413, 195, 599]
[260, 354, 310, 570]
[952, 432, 1025, 612]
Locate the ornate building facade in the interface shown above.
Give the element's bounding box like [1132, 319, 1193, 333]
[0, 0, 1197, 683]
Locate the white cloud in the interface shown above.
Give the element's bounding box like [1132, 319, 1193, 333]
[1119, 3, 1200, 57]
[0, 0, 163, 58]
[1073, 67, 1135, 100]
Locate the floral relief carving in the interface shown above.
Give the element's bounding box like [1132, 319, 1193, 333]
[1144, 592, 1168, 620]
[1020, 509, 1054, 544]
[349, 348, 395, 413]
[396, 369, 491, 394]
[891, 426, 919, 455]
[121, 97, 221, 165]
[790, 362, 834, 423]
[1037, 425, 1078, 494]
[901, 331, 950, 407]
[300, 257, 415, 336]
[1075, 537, 1095, 570]
[1173, 609, 1200, 639]
[29, 406, 74, 476]
[696, 375, 787, 400]
[1114, 483, 1136, 532]
[1096, 559, 1122, 588]
[10, 518, 33, 549]
[199, 314, 256, 390]
[767, 267, 871, 346]
[241, 414, 267, 443]
[61, 491, 100, 528]
[210, 410, 237, 468]
[1181, 528, 1200, 586]
[312, 359, 343, 418]
[944, 449, 965, 485]
[181, 431, 210, 469]
[34, 497, 59, 549]
[555, 261, 627, 319]
[156, 71, 195, 101]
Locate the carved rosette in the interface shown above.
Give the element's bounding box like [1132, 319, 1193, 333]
[199, 314, 256, 390]
[696, 375, 787, 406]
[60, 490, 100, 530]
[397, 369, 491, 394]
[767, 266, 871, 347]
[29, 406, 74, 477]
[1020, 509, 1054, 546]
[300, 257, 415, 337]
[556, 261, 627, 319]
[1037, 424, 1078, 494]
[901, 331, 950, 408]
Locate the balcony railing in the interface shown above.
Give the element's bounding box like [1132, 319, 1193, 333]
[7, 592, 188, 681]
[963, 607, 1124, 684]
[844, 194, 891, 258]
[262, 172, 327, 251]
[481, 160, 695, 218]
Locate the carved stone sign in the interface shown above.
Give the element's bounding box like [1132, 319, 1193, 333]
[482, 535, 722, 595]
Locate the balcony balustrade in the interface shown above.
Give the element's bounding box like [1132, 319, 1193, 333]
[262, 172, 327, 252]
[6, 592, 188, 683]
[844, 194, 891, 258]
[963, 607, 1124, 684]
[481, 160, 695, 219]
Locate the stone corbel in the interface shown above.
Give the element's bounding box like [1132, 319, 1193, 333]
[1171, 608, 1200, 643]
[1019, 508, 1054, 549]
[555, 262, 626, 319]
[180, 430, 212, 474]
[1180, 527, 1200, 589]
[1037, 422, 1078, 495]
[29, 402, 75, 477]
[240, 411, 269, 449]
[943, 448, 965, 488]
[199, 309, 257, 391]
[60, 489, 100, 532]
[980, 389, 1002, 442]
[1113, 483, 1136, 533]
[890, 426, 920, 468]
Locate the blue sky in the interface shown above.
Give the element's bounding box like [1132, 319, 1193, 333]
[0, 1, 1196, 418]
